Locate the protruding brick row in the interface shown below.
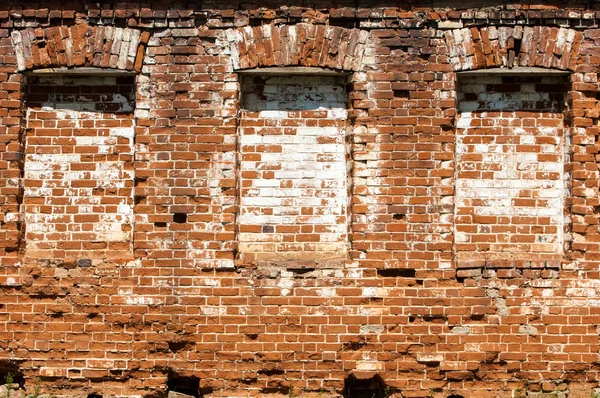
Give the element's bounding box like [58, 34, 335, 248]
[10, 24, 148, 72]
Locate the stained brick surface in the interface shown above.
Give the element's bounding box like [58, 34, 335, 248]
[239, 76, 349, 265]
[1, 1, 600, 398]
[455, 75, 567, 259]
[24, 76, 135, 260]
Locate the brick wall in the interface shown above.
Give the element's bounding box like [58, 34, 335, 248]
[455, 75, 567, 260]
[239, 75, 349, 265]
[2, 2, 600, 398]
[24, 76, 135, 261]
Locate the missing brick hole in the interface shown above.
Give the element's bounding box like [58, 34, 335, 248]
[388, 45, 409, 52]
[87, 394, 103, 398]
[134, 196, 146, 205]
[289, 268, 315, 275]
[408, 316, 416, 323]
[257, 369, 284, 376]
[134, 177, 147, 187]
[167, 369, 200, 398]
[393, 213, 406, 221]
[513, 39, 522, 61]
[393, 90, 409, 99]
[173, 213, 187, 223]
[343, 340, 366, 351]
[470, 314, 485, 321]
[249, 18, 263, 27]
[344, 374, 386, 398]
[448, 395, 465, 398]
[154, 222, 167, 228]
[423, 315, 447, 323]
[377, 268, 416, 278]
[0, 360, 24, 389]
[329, 18, 360, 29]
[168, 341, 192, 352]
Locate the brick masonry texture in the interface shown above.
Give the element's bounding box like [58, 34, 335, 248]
[455, 75, 567, 260]
[24, 76, 135, 260]
[239, 76, 349, 266]
[4, 1, 600, 398]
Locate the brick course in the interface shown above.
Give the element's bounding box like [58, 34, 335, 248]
[1, 1, 600, 398]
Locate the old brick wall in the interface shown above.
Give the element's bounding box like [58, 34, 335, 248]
[24, 75, 135, 260]
[239, 75, 349, 265]
[2, 1, 600, 398]
[455, 74, 567, 259]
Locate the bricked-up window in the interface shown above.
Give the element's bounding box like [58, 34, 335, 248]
[239, 75, 349, 266]
[24, 75, 135, 260]
[455, 74, 568, 261]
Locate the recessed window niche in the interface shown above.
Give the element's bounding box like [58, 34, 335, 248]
[238, 72, 350, 266]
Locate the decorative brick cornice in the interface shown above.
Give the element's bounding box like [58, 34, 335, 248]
[225, 23, 368, 72]
[10, 24, 150, 72]
[445, 26, 582, 72]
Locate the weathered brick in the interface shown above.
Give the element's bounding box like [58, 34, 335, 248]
[0, 2, 599, 398]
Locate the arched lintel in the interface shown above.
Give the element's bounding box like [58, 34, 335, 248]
[11, 25, 149, 73]
[226, 23, 368, 73]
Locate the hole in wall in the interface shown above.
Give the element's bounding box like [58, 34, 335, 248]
[166, 370, 200, 398]
[329, 17, 360, 29]
[87, 394, 103, 398]
[377, 268, 416, 278]
[154, 222, 167, 228]
[173, 213, 187, 224]
[134, 177, 147, 187]
[289, 268, 315, 275]
[0, 360, 25, 389]
[344, 374, 386, 398]
[168, 341, 193, 352]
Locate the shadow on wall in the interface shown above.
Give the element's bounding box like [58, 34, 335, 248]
[0, 360, 24, 390]
[344, 374, 386, 398]
[241, 75, 349, 112]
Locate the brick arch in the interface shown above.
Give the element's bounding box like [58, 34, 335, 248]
[10, 24, 150, 72]
[445, 26, 583, 71]
[225, 23, 368, 72]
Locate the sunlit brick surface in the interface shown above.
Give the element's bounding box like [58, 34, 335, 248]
[239, 76, 349, 264]
[455, 75, 567, 258]
[24, 76, 135, 259]
[1, 3, 600, 398]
